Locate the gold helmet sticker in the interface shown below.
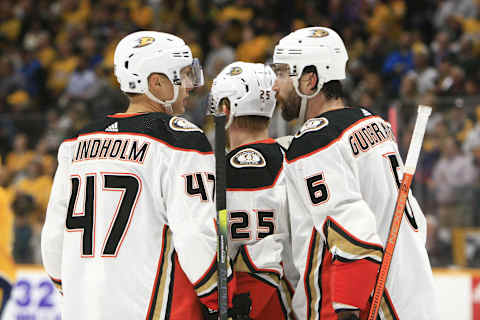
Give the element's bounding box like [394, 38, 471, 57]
[309, 29, 329, 38]
[134, 36, 155, 48]
[227, 66, 243, 76]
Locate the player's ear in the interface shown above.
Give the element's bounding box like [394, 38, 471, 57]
[309, 71, 318, 92]
[220, 98, 230, 116]
[148, 73, 159, 92]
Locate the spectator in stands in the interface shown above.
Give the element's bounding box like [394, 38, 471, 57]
[12, 192, 36, 264]
[463, 107, 480, 154]
[407, 44, 438, 94]
[431, 136, 477, 228]
[63, 54, 100, 103]
[382, 31, 415, 96]
[204, 31, 235, 80]
[470, 140, 480, 226]
[5, 133, 34, 180]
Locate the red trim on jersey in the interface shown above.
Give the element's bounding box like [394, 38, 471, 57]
[169, 254, 204, 320]
[48, 275, 62, 285]
[236, 138, 277, 149]
[226, 161, 284, 192]
[76, 131, 213, 155]
[63, 137, 77, 143]
[108, 113, 146, 118]
[331, 258, 379, 310]
[324, 216, 384, 251]
[235, 272, 288, 320]
[287, 115, 380, 164]
[319, 250, 336, 319]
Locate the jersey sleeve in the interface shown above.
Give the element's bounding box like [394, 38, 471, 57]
[41, 141, 73, 293]
[287, 142, 383, 313]
[164, 147, 234, 311]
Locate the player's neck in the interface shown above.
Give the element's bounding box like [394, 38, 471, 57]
[124, 96, 169, 114]
[306, 96, 345, 120]
[228, 127, 269, 150]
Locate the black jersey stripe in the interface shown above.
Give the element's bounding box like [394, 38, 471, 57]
[164, 252, 176, 320]
[226, 142, 284, 190]
[380, 289, 399, 320]
[75, 112, 212, 154]
[286, 107, 381, 163]
[75, 131, 213, 155]
[193, 255, 218, 296]
[147, 225, 173, 320]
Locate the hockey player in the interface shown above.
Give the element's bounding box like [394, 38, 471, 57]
[41, 31, 234, 319]
[271, 27, 438, 320]
[209, 62, 298, 319]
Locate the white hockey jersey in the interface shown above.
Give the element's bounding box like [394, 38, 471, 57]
[226, 139, 299, 319]
[41, 112, 233, 319]
[285, 108, 438, 320]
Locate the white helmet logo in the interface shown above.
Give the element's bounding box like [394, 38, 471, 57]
[308, 29, 329, 38]
[134, 36, 155, 48]
[227, 66, 243, 76]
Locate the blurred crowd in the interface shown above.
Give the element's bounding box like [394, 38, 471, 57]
[1, 0, 480, 267]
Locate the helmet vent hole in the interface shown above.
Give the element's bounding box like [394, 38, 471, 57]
[128, 54, 134, 58]
[124, 61, 129, 69]
[326, 66, 330, 69]
[245, 85, 249, 92]
[299, 40, 302, 43]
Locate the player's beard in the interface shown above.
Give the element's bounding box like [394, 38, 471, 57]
[276, 88, 301, 121]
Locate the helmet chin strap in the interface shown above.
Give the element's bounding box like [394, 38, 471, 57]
[225, 111, 234, 130]
[291, 75, 325, 130]
[145, 84, 180, 114]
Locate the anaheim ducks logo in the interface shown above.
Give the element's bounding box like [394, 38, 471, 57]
[308, 29, 329, 38]
[231, 148, 266, 168]
[227, 66, 243, 76]
[169, 116, 203, 132]
[295, 117, 329, 138]
[134, 36, 155, 48]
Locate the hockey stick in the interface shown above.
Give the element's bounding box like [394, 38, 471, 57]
[367, 105, 432, 320]
[211, 107, 229, 320]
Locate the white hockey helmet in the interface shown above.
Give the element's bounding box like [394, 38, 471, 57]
[209, 61, 276, 129]
[114, 31, 204, 112]
[273, 27, 348, 121]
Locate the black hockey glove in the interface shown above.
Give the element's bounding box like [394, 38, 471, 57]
[337, 313, 359, 320]
[201, 293, 252, 320]
[230, 293, 252, 320]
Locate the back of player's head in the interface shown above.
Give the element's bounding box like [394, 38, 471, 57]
[113, 31, 204, 110]
[209, 61, 276, 129]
